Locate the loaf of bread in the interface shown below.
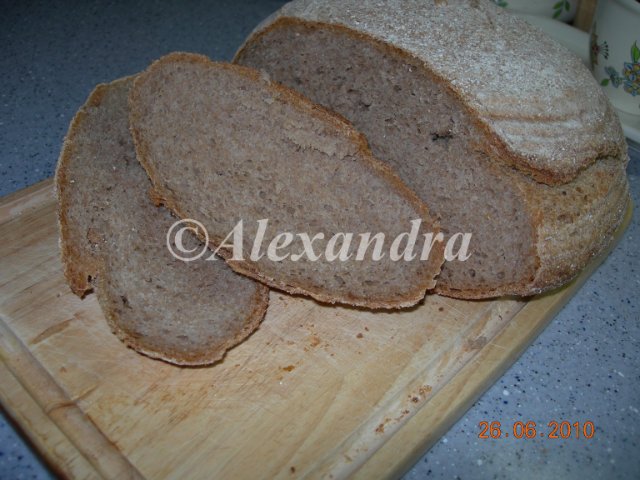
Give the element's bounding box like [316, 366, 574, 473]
[235, 0, 631, 298]
[56, 77, 269, 365]
[129, 53, 444, 309]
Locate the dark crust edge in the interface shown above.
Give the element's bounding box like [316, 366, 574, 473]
[128, 52, 445, 310]
[233, 17, 626, 186]
[55, 76, 270, 366]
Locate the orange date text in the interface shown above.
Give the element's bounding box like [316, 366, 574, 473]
[478, 421, 595, 439]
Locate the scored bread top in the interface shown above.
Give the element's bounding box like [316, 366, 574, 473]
[55, 76, 269, 365]
[236, 0, 627, 185]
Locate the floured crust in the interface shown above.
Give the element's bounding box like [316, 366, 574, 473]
[234, 0, 626, 185]
[55, 77, 270, 366]
[129, 52, 445, 309]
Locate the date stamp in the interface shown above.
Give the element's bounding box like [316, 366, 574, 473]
[478, 421, 595, 439]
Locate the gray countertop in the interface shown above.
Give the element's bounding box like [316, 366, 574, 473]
[1, 1, 638, 479]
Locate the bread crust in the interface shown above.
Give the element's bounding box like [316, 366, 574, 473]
[55, 77, 270, 366]
[129, 52, 445, 309]
[234, 5, 631, 299]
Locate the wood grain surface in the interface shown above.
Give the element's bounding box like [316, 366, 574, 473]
[0, 179, 631, 479]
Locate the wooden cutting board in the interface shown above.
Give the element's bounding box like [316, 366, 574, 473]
[0, 179, 631, 480]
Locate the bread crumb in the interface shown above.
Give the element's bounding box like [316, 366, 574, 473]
[418, 385, 432, 396]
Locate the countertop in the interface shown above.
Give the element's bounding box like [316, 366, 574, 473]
[1, 1, 638, 479]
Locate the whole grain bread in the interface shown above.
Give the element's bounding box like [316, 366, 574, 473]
[56, 76, 269, 365]
[129, 53, 444, 309]
[234, 0, 631, 298]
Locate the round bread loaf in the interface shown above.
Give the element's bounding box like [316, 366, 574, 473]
[235, 0, 631, 298]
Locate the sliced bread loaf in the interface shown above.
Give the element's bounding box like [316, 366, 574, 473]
[129, 53, 444, 309]
[234, 0, 631, 298]
[56, 76, 269, 365]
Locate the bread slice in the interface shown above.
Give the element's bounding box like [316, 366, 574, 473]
[234, 0, 631, 298]
[129, 53, 444, 309]
[55, 76, 269, 366]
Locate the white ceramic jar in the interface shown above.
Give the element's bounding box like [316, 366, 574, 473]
[590, 0, 640, 116]
[490, 0, 579, 22]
